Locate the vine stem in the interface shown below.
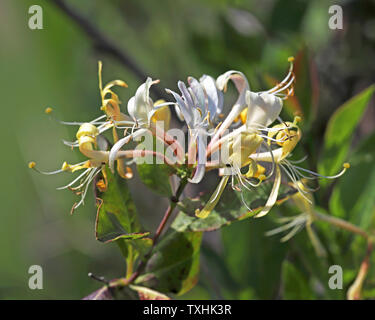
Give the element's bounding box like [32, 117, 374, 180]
[313, 211, 370, 239]
[51, 0, 170, 101]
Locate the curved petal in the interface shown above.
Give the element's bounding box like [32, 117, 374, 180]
[200, 74, 224, 117]
[127, 78, 155, 125]
[195, 175, 230, 219]
[178, 80, 194, 110]
[108, 128, 148, 172]
[188, 132, 207, 183]
[174, 104, 185, 121]
[216, 70, 250, 111]
[210, 71, 250, 143]
[246, 91, 283, 128]
[127, 96, 137, 120]
[188, 76, 206, 112]
[166, 88, 193, 127]
[255, 165, 281, 218]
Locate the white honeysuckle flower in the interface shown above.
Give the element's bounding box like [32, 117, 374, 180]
[210, 70, 250, 144]
[249, 118, 350, 218]
[127, 77, 172, 127]
[170, 75, 224, 125]
[195, 131, 265, 219]
[108, 77, 175, 172]
[167, 76, 223, 184]
[29, 123, 109, 213]
[207, 57, 296, 158]
[245, 57, 295, 131]
[245, 90, 283, 129]
[198, 74, 224, 122]
[216, 70, 249, 111]
[33, 58, 351, 224]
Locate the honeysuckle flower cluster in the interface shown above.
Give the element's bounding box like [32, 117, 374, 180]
[29, 58, 349, 220]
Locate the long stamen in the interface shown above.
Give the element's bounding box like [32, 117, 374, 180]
[263, 57, 295, 94]
[57, 168, 91, 190]
[280, 164, 313, 203]
[72, 168, 101, 211]
[293, 163, 350, 179]
[28, 161, 81, 175]
[272, 75, 295, 96]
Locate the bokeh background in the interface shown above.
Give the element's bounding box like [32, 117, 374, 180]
[0, 0, 374, 299]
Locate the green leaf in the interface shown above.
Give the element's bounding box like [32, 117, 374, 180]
[282, 260, 315, 300]
[319, 85, 375, 178]
[172, 182, 297, 232]
[329, 132, 375, 229]
[136, 230, 203, 296]
[221, 217, 288, 299]
[137, 162, 173, 197]
[95, 166, 149, 243]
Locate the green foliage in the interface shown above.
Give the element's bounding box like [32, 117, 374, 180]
[95, 166, 149, 243]
[282, 261, 315, 300]
[6, 0, 375, 301]
[137, 162, 173, 197]
[95, 166, 152, 277]
[136, 230, 203, 296]
[318, 85, 375, 178]
[329, 132, 375, 229]
[221, 217, 288, 299]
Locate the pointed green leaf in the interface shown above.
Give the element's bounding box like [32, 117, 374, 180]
[329, 132, 375, 229]
[95, 166, 149, 243]
[319, 85, 374, 178]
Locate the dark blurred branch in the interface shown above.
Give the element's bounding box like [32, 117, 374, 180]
[51, 0, 169, 100]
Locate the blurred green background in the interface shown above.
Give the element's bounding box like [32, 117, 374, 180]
[0, 0, 374, 299]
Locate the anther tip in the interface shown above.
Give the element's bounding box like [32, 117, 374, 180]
[295, 116, 302, 123]
[28, 161, 36, 169]
[61, 161, 70, 171]
[288, 56, 295, 62]
[343, 162, 350, 169]
[119, 81, 128, 88]
[45, 107, 53, 114]
[258, 174, 266, 181]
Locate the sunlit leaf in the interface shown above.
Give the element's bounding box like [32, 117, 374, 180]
[318, 85, 374, 178]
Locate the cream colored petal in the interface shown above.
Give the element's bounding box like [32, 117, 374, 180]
[246, 91, 283, 129]
[195, 175, 230, 219]
[255, 165, 281, 218]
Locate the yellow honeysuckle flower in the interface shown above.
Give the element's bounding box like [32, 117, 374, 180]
[29, 122, 134, 213]
[196, 132, 263, 219]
